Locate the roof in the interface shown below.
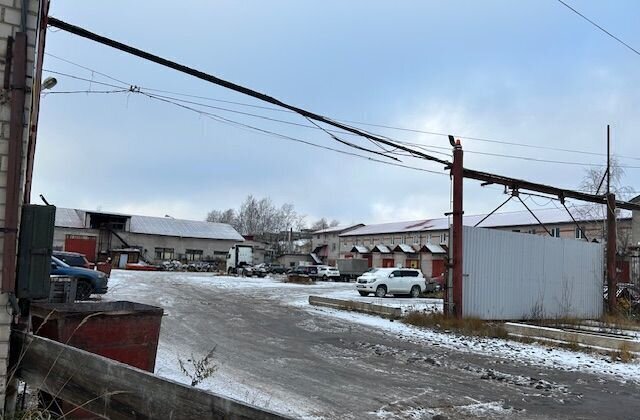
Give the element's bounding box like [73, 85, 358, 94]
[424, 243, 447, 254]
[394, 244, 417, 253]
[350, 245, 370, 253]
[371, 244, 392, 253]
[312, 223, 364, 234]
[55, 207, 244, 241]
[340, 207, 632, 237]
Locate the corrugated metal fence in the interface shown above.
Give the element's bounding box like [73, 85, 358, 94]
[462, 226, 603, 320]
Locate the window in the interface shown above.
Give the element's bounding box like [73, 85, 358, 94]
[401, 269, 419, 277]
[575, 227, 585, 239]
[155, 247, 174, 260]
[316, 235, 320, 239]
[401, 236, 406, 244]
[440, 233, 448, 243]
[390, 236, 395, 245]
[512, 229, 520, 233]
[527, 228, 536, 234]
[551, 228, 561, 238]
[331, 243, 336, 251]
[186, 249, 203, 261]
[391, 270, 403, 277]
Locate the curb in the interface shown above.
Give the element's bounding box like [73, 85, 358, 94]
[308, 296, 402, 319]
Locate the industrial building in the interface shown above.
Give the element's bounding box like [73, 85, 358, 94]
[309, 207, 634, 280]
[54, 208, 244, 266]
[310, 224, 364, 266]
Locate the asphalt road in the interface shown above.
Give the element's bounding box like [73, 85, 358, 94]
[107, 271, 640, 420]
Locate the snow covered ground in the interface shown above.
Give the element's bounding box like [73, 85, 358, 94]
[104, 270, 640, 419]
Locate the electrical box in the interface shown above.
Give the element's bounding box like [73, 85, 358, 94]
[16, 205, 56, 299]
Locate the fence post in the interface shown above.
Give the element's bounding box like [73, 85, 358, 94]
[607, 193, 617, 312]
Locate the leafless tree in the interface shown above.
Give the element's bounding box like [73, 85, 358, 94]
[311, 218, 340, 231]
[206, 195, 306, 235]
[576, 156, 634, 253]
[206, 209, 236, 225]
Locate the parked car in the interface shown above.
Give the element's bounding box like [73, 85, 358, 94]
[355, 268, 426, 298]
[239, 264, 267, 278]
[314, 265, 341, 281]
[53, 251, 93, 269]
[266, 264, 287, 274]
[290, 265, 318, 276]
[50, 256, 109, 300]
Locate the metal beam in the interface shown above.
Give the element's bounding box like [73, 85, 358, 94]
[463, 168, 640, 211]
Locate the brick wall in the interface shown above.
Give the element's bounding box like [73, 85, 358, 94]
[0, 0, 40, 410]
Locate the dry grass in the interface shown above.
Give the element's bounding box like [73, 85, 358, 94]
[609, 342, 635, 363]
[402, 311, 508, 339]
[283, 274, 315, 285]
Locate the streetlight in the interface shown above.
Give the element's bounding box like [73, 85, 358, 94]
[41, 76, 57, 91]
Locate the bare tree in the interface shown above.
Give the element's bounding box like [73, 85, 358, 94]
[206, 209, 236, 226]
[311, 218, 340, 231]
[206, 195, 306, 236]
[576, 156, 633, 252]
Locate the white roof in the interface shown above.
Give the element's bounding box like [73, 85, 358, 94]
[424, 243, 447, 254]
[313, 224, 364, 234]
[55, 207, 243, 241]
[341, 207, 631, 237]
[372, 244, 392, 253]
[351, 245, 370, 253]
[394, 244, 417, 253]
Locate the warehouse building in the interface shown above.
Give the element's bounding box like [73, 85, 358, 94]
[54, 208, 244, 266]
[310, 224, 364, 266]
[333, 207, 633, 280]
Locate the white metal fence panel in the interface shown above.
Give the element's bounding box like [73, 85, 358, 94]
[462, 226, 603, 320]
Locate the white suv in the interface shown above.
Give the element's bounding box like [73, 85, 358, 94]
[356, 268, 426, 298]
[315, 265, 341, 281]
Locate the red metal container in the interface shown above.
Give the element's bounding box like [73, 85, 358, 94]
[31, 301, 163, 372]
[31, 301, 164, 418]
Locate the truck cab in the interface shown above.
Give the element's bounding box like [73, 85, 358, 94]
[226, 245, 253, 274]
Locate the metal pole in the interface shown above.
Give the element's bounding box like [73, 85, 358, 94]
[607, 193, 617, 312]
[452, 140, 464, 319]
[607, 124, 610, 194]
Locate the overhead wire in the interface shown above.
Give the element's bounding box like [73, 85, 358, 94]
[42, 61, 640, 163]
[45, 68, 640, 170]
[135, 90, 448, 176]
[555, 0, 640, 57]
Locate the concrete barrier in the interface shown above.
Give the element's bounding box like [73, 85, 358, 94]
[308, 296, 402, 319]
[504, 322, 640, 352]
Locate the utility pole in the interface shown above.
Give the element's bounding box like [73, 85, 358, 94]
[451, 139, 464, 319]
[606, 125, 617, 312]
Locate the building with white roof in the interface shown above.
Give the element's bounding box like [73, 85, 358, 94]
[54, 207, 244, 266]
[310, 224, 364, 266]
[332, 206, 633, 280]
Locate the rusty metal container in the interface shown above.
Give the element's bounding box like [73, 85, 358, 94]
[31, 301, 163, 372]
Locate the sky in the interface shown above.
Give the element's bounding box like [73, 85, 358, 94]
[31, 0, 640, 226]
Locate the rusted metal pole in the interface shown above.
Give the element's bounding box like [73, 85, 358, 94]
[452, 140, 464, 318]
[607, 193, 617, 312]
[2, 33, 27, 293]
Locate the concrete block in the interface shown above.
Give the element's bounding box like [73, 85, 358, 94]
[505, 322, 640, 352]
[309, 296, 402, 319]
[2, 7, 20, 26]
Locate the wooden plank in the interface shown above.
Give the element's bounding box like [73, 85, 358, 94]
[11, 332, 293, 420]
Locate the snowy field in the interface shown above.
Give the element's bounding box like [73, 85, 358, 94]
[104, 270, 640, 419]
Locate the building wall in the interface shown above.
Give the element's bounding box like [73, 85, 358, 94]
[632, 210, 640, 248]
[54, 227, 238, 263]
[310, 230, 349, 265]
[277, 254, 314, 268]
[0, 0, 40, 411]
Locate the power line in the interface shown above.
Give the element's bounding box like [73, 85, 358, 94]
[44, 89, 130, 95]
[48, 16, 451, 169]
[136, 90, 448, 176]
[44, 68, 640, 169]
[43, 57, 640, 162]
[44, 52, 132, 85]
[555, 0, 640, 57]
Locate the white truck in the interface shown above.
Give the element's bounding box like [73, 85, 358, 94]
[226, 245, 253, 275]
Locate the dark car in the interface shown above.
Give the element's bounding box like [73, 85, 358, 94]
[291, 265, 318, 276]
[267, 264, 286, 274]
[53, 251, 93, 269]
[51, 256, 108, 300]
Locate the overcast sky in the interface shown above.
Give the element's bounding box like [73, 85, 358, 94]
[31, 0, 640, 226]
